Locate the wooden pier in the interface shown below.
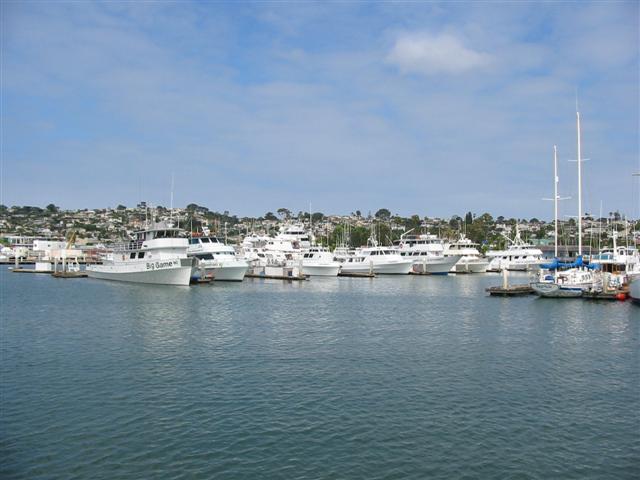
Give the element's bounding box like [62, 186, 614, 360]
[486, 269, 534, 296]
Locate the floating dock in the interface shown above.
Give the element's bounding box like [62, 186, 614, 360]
[10, 268, 54, 274]
[52, 271, 88, 278]
[486, 284, 534, 296]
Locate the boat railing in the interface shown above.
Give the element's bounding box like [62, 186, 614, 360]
[110, 240, 144, 252]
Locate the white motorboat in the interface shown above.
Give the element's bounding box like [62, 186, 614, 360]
[392, 232, 460, 274]
[187, 235, 248, 281]
[301, 246, 341, 276]
[486, 228, 544, 272]
[341, 245, 413, 275]
[444, 235, 488, 273]
[87, 223, 193, 286]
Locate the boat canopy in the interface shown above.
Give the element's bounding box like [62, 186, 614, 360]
[540, 255, 598, 270]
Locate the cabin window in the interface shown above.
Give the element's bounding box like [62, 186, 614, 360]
[138, 252, 145, 259]
[130, 252, 136, 259]
[201, 238, 211, 243]
[189, 238, 199, 245]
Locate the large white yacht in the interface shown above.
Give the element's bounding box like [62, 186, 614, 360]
[444, 235, 488, 273]
[486, 228, 544, 272]
[392, 233, 460, 274]
[187, 235, 248, 281]
[341, 241, 413, 275]
[276, 223, 311, 249]
[87, 223, 193, 285]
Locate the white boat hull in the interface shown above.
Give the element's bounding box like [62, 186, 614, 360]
[87, 258, 193, 286]
[451, 259, 489, 273]
[193, 261, 248, 281]
[198, 264, 248, 281]
[412, 256, 460, 275]
[341, 260, 413, 275]
[301, 264, 341, 276]
[531, 282, 583, 298]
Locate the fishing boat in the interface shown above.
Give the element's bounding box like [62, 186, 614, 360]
[87, 222, 193, 286]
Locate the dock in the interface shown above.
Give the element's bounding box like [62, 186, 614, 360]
[486, 284, 534, 296]
[486, 269, 534, 296]
[52, 271, 88, 278]
[10, 268, 54, 274]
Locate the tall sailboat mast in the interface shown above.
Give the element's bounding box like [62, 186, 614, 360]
[553, 145, 559, 258]
[576, 111, 583, 256]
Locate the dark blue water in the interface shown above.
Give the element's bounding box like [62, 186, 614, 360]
[1, 267, 638, 479]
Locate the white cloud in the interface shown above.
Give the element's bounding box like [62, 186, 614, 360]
[387, 32, 493, 75]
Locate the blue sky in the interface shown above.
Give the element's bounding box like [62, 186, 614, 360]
[2, 1, 639, 219]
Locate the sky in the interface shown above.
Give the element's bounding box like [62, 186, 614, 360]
[2, 0, 639, 220]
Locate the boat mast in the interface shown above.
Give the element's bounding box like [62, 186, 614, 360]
[170, 173, 174, 224]
[553, 145, 559, 258]
[309, 202, 312, 246]
[576, 111, 583, 256]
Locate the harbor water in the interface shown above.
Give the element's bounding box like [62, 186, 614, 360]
[1, 266, 638, 479]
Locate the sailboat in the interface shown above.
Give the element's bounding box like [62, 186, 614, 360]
[531, 112, 600, 297]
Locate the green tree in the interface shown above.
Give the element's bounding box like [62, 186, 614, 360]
[464, 211, 473, 225]
[375, 208, 391, 220]
[264, 212, 277, 221]
[350, 226, 371, 247]
[277, 208, 291, 219]
[449, 215, 462, 229]
[46, 203, 59, 213]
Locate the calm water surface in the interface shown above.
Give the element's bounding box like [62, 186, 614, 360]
[1, 267, 638, 479]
